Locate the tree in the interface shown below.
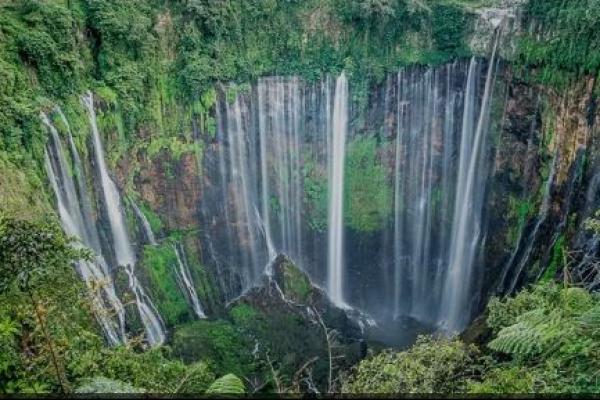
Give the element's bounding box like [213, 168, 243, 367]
[343, 336, 479, 394]
[0, 215, 89, 393]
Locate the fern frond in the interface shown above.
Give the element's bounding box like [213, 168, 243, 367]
[489, 322, 543, 357]
[205, 374, 245, 395]
[579, 305, 600, 333]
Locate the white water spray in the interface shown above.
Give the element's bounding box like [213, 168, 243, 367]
[82, 92, 165, 346]
[174, 243, 206, 319]
[327, 72, 349, 307]
[131, 199, 158, 245]
[43, 112, 126, 345]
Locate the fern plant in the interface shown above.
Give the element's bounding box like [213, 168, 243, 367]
[205, 374, 245, 395]
[484, 282, 600, 393]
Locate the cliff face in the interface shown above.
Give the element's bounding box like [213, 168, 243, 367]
[482, 78, 598, 315]
[112, 60, 595, 332]
[44, 56, 589, 341]
[133, 150, 202, 231]
[6, 0, 599, 344]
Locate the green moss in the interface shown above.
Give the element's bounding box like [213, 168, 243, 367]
[506, 196, 534, 245]
[229, 304, 259, 326]
[181, 238, 219, 311]
[344, 137, 392, 233]
[137, 202, 163, 235]
[302, 155, 328, 232]
[514, 0, 600, 89]
[542, 235, 565, 282]
[0, 156, 50, 220]
[141, 243, 190, 326]
[282, 261, 312, 303]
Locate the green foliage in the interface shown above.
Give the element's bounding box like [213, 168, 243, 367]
[0, 314, 21, 389]
[481, 283, 600, 393]
[345, 283, 600, 395]
[0, 215, 89, 294]
[486, 283, 560, 334]
[0, 218, 215, 393]
[343, 336, 479, 394]
[431, 3, 470, 56]
[75, 377, 145, 393]
[467, 366, 536, 394]
[205, 373, 245, 395]
[11, 1, 88, 97]
[281, 260, 312, 303]
[0, 215, 102, 393]
[94, 346, 214, 394]
[0, 2, 89, 170]
[344, 137, 392, 232]
[228, 304, 259, 326]
[541, 234, 565, 282]
[302, 156, 328, 232]
[0, 157, 49, 220]
[172, 320, 254, 377]
[515, 0, 600, 88]
[146, 135, 202, 161]
[86, 0, 157, 128]
[141, 244, 190, 326]
[506, 195, 534, 245]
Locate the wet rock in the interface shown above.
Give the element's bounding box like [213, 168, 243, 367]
[226, 254, 365, 391]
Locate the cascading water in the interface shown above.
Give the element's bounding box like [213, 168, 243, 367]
[173, 243, 206, 319]
[82, 92, 165, 346]
[439, 56, 497, 331]
[204, 60, 501, 331]
[257, 77, 305, 263]
[327, 73, 349, 307]
[131, 199, 158, 245]
[43, 112, 126, 345]
[210, 77, 328, 292]
[122, 264, 166, 346]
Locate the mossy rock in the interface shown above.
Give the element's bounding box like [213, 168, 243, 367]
[223, 255, 365, 390]
[278, 257, 312, 303]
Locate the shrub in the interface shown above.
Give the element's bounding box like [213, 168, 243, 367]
[343, 336, 479, 394]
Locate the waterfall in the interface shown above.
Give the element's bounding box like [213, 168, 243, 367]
[174, 243, 206, 319]
[122, 264, 166, 346]
[257, 77, 304, 263]
[214, 78, 310, 291]
[82, 91, 165, 346]
[43, 112, 126, 345]
[220, 93, 263, 283]
[440, 33, 501, 331]
[327, 73, 349, 307]
[131, 199, 158, 245]
[83, 93, 136, 268]
[209, 62, 500, 328]
[390, 66, 459, 322]
[255, 206, 276, 262]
